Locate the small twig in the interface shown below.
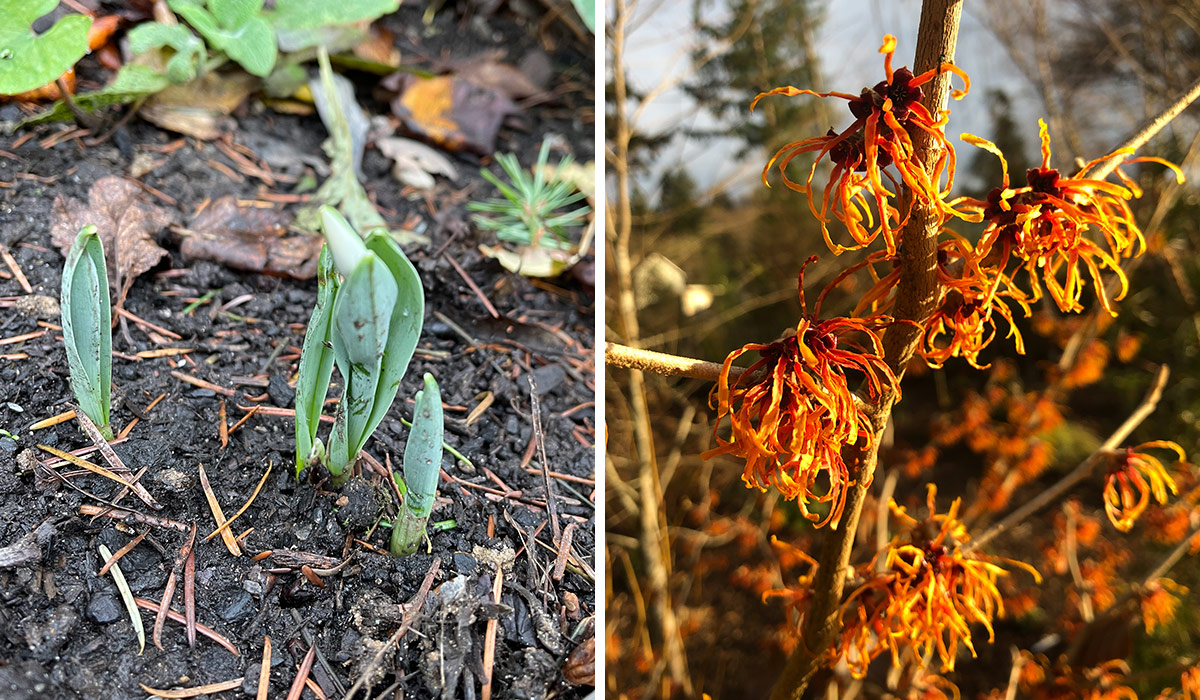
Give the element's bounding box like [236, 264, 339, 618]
[1003, 647, 1025, 700]
[80, 504, 189, 532]
[1086, 75, 1200, 181]
[968, 365, 1170, 551]
[605, 341, 742, 383]
[343, 557, 442, 700]
[1064, 503, 1093, 621]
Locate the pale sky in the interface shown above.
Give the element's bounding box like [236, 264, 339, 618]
[617, 0, 1040, 201]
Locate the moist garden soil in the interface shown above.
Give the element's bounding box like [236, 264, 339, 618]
[0, 7, 595, 699]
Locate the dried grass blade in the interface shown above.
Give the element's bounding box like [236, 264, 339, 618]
[198, 463, 241, 556]
[139, 677, 244, 698]
[204, 461, 272, 542]
[133, 597, 240, 656]
[98, 544, 145, 654]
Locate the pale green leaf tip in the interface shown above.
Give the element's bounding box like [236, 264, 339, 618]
[320, 205, 368, 277]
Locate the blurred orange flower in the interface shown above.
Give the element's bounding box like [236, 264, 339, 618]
[1102, 441, 1186, 531]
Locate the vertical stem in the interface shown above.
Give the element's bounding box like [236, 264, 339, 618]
[769, 3, 963, 699]
[608, 0, 693, 692]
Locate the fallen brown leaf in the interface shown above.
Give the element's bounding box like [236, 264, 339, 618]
[453, 53, 546, 100]
[139, 72, 258, 140]
[388, 75, 518, 156]
[178, 195, 318, 278]
[50, 176, 174, 306]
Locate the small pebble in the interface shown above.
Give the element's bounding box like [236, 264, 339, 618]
[87, 593, 122, 624]
[453, 552, 477, 574]
[220, 591, 254, 621]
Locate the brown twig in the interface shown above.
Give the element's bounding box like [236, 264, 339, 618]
[79, 504, 189, 532]
[1086, 74, 1200, 182]
[604, 341, 745, 383]
[343, 557, 442, 700]
[769, 3, 964, 698]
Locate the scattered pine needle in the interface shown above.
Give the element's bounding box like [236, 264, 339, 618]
[139, 677, 244, 698]
[154, 522, 197, 650]
[205, 461, 272, 542]
[285, 642, 317, 700]
[171, 370, 236, 397]
[198, 463, 241, 557]
[38, 444, 134, 488]
[30, 409, 76, 430]
[98, 544, 146, 654]
[133, 597, 239, 656]
[257, 636, 272, 700]
[135, 347, 193, 359]
[227, 404, 260, 436]
[98, 528, 149, 576]
[218, 400, 229, 448]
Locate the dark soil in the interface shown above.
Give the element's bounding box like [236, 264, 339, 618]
[0, 7, 595, 700]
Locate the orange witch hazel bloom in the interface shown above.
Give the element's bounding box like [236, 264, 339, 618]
[1102, 440, 1186, 531]
[837, 485, 1040, 676]
[752, 34, 969, 256]
[956, 119, 1184, 316]
[702, 257, 897, 527]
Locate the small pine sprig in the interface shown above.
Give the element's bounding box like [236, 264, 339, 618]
[468, 139, 591, 252]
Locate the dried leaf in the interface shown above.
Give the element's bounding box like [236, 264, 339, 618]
[50, 177, 174, 302]
[376, 136, 458, 190]
[563, 636, 595, 685]
[389, 75, 518, 156]
[180, 195, 319, 278]
[453, 54, 545, 100]
[139, 71, 258, 140]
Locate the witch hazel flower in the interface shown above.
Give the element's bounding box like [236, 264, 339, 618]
[702, 257, 897, 527]
[955, 119, 1184, 315]
[752, 34, 969, 256]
